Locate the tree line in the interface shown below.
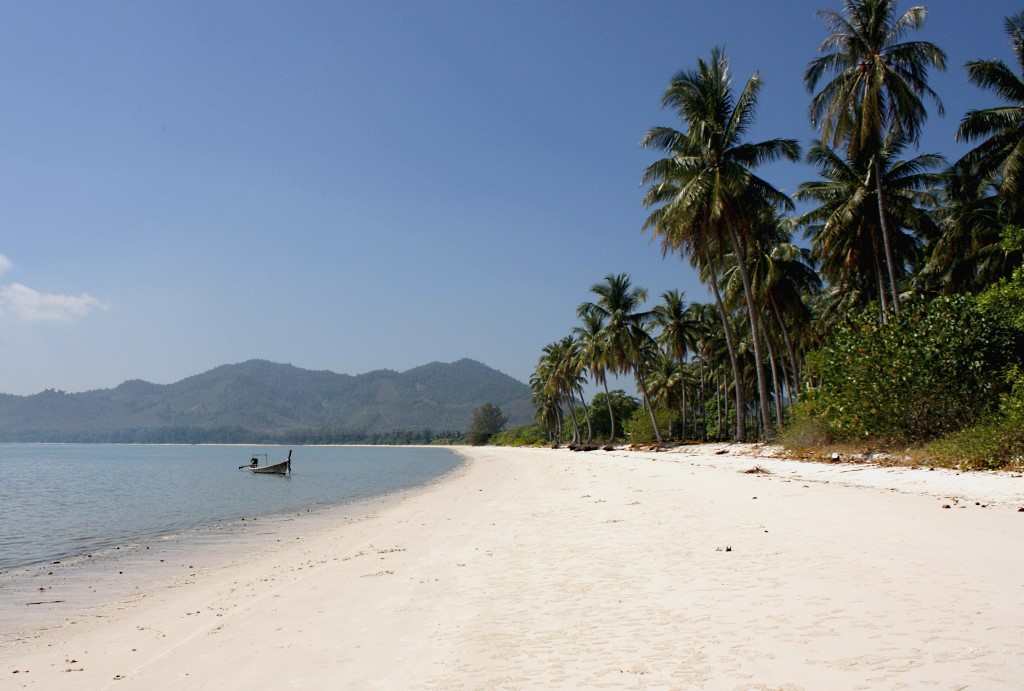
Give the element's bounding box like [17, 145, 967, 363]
[526, 2, 1024, 459]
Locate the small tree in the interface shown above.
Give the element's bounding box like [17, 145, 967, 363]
[466, 403, 508, 446]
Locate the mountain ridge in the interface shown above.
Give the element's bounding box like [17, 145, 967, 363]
[0, 358, 533, 441]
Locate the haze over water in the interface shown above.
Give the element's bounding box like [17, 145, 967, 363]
[0, 444, 460, 570]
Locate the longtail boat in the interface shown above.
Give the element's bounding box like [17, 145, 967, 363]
[242, 450, 292, 475]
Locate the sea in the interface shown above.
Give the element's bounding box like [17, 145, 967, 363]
[0, 444, 461, 571]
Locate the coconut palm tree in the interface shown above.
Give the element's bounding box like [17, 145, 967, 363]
[573, 312, 617, 443]
[578, 274, 663, 444]
[642, 47, 800, 438]
[795, 136, 941, 320]
[805, 0, 947, 314]
[652, 290, 700, 438]
[955, 11, 1024, 214]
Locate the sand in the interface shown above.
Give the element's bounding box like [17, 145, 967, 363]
[3, 445, 1024, 690]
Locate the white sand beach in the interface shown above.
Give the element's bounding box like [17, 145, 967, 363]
[4, 445, 1024, 690]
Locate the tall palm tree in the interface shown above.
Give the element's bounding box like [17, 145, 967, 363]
[955, 11, 1024, 218]
[573, 312, 614, 442]
[652, 290, 700, 438]
[805, 0, 946, 314]
[646, 350, 684, 439]
[795, 136, 941, 320]
[578, 274, 663, 444]
[642, 47, 800, 438]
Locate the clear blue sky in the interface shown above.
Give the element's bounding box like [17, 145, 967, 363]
[0, 0, 1018, 394]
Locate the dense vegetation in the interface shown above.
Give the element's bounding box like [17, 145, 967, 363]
[518, 2, 1024, 468]
[0, 425, 466, 445]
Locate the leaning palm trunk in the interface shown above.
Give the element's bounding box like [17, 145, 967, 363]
[577, 386, 593, 444]
[769, 294, 801, 394]
[601, 378, 616, 444]
[763, 323, 784, 428]
[635, 367, 662, 445]
[726, 226, 773, 438]
[564, 394, 580, 444]
[705, 251, 745, 442]
[874, 156, 901, 316]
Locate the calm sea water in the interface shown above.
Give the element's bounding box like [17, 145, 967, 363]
[0, 444, 460, 571]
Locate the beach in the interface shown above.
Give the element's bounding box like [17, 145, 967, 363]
[4, 445, 1024, 690]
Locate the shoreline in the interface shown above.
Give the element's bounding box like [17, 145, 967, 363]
[0, 450, 468, 643]
[4, 445, 1023, 688]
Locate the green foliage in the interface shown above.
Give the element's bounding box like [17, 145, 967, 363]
[778, 397, 833, 450]
[810, 295, 1021, 442]
[489, 424, 549, 447]
[622, 406, 675, 444]
[924, 367, 1024, 469]
[976, 266, 1024, 332]
[1001, 225, 1024, 253]
[587, 390, 640, 439]
[466, 403, 508, 446]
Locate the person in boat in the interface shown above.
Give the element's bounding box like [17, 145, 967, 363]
[250, 457, 259, 468]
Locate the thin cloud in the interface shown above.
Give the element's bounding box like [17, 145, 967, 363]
[0, 282, 106, 322]
[0, 254, 10, 277]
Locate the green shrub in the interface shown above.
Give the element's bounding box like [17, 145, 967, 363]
[811, 295, 1021, 442]
[977, 266, 1024, 332]
[778, 397, 833, 450]
[489, 424, 548, 447]
[924, 366, 1024, 469]
[622, 406, 675, 444]
[587, 390, 640, 439]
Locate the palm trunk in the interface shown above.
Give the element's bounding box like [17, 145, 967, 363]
[635, 367, 662, 445]
[769, 294, 801, 394]
[716, 373, 723, 439]
[874, 156, 900, 315]
[564, 394, 580, 444]
[727, 225, 773, 438]
[763, 322, 784, 430]
[679, 379, 687, 442]
[577, 387, 593, 444]
[870, 227, 890, 323]
[705, 250, 745, 442]
[601, 378, 615, 444]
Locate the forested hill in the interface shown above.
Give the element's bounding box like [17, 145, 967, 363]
[0, 359, 534, 442]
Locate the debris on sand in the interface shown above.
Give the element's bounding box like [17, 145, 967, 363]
[743, 465, 771, 475]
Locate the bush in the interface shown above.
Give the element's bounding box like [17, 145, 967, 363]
[809, 295, 1021, 442]
[924, 366, 1024, 469]
[622, 406, 675, 444]
[778, 397, 833, 450]
[489, 424, 549, 447]
[587, 390, 640, 439]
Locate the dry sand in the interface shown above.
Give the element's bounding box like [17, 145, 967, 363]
[3, 445, 1024, 690]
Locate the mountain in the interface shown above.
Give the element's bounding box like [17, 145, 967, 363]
[0, 359, 534, 442]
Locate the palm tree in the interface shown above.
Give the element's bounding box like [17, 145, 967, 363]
[574, 312, 617, 443]
[805, 0, 947, 314]
[652, 290, 700, 438]
[642, 47, 800, 438]
[646, 351, 684, 439]
[578, 274, 663, 444]
[924, 166, 1016, 292]
[955, 11, 1024, 218]
[795, 136, 941, 320]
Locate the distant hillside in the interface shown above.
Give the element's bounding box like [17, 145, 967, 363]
[0, 359, 534, 442]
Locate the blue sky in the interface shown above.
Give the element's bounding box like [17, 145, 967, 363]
[0, 0, 1018, 394]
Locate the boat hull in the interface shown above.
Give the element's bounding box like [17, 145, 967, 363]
[250, 459, 291, 475]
